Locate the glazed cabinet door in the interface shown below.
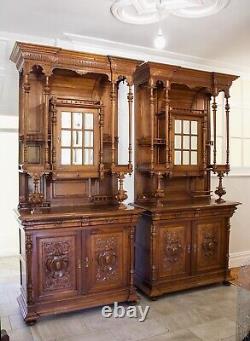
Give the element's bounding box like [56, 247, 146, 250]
[85, 225, 129, 293]
[192, 219, 225, 273]
[158, 222, 191, 279]
[34, 230, 81, 301]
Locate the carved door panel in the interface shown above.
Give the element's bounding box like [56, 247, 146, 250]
[35, 230, 81, 300]
[158, 222, 191, 279]
[86, 226, 129, 293]
[192, 219, 225, 273]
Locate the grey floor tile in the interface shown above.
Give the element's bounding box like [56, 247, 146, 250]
[58, 329, 118, 341]
[142, 329, 202, 341]
[30, 313, 88, 341]
[189, 317, 236, 341]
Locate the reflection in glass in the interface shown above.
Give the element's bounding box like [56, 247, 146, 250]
[61, 148, 71, 165]
[183, 120, 190, 134]
[175, 120, 182, 134]
[61, 130, 71, 147]
[61, 112, 71, 128]
[73, 113, 82, 129]
[85, 113, 94, 129]
[84, 131, 93, 147]
[72, 149, 82, 165]
[174, 151, 181, 165]
[183, 136, 190, 149]
[191, 121, 198, 135]
[175, 135, 181, 149]
[191, 151, 197, 165]
[191, 136, 197, 150]
[73, 131, 82, 147]
[84, 149, 94, 165]
[183, 151, 189, 165]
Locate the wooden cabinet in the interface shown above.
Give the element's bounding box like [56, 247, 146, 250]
[135, 203, 238, 298]
[133, 61, 240, 298]
[17, 207, 139, 325]
[11, 42, 142, 324]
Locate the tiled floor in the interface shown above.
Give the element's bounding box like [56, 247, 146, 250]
[0, 257, 237, 341]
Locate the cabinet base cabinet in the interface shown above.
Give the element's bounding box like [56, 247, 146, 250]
[18, 287, 137, 325]
[135, 201, 238, 299]
[16, 206, 140, 324]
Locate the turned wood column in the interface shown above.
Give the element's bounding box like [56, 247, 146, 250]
[110, 81, 117, 170]
[23, 72, 30, 164]
[225, 94, 230, 171]
[127, 84, 133, 173]
[50, 97, 57, 170]
[212, 95, 217, 168]
[149, 82, 155, 172]
[165, 80, 171, 169]
[43, 73, 50, 168]
[99, 104, 104, 179]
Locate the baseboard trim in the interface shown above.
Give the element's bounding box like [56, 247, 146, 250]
[229, 251, 250, 268]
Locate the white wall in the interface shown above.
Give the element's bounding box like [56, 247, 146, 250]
[0, 33, 250, 266]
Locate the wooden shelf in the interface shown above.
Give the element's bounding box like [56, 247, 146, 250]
[138, 137, 166, 146]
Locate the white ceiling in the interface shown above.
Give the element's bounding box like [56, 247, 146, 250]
[0, 0, 250, 70]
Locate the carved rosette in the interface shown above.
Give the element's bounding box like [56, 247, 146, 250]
[202, 232, 217, 257]
[95, 236, 119, 282]
[43, 241, 72, 291]
[164, 232, 183, 264]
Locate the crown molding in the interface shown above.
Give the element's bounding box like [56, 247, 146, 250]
[1, 30, 250, 79]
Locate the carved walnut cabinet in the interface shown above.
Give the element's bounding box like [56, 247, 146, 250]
[11, 42, 141, 324]
[133, 62, 240, 298]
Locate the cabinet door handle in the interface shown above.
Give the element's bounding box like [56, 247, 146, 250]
[85, 257, 89, 268]
[193, 244, 197, 253]
[187, 244, 191, 254]
[77, 259, 82, 269]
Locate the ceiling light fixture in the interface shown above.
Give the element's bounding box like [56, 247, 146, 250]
[154, 28, 166, 49]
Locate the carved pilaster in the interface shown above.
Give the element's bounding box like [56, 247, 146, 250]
[151, 222, 157, 281]
[25, 234, 33, 305]
[129, 226, 136, 298]
[225, 219, 231, 272]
